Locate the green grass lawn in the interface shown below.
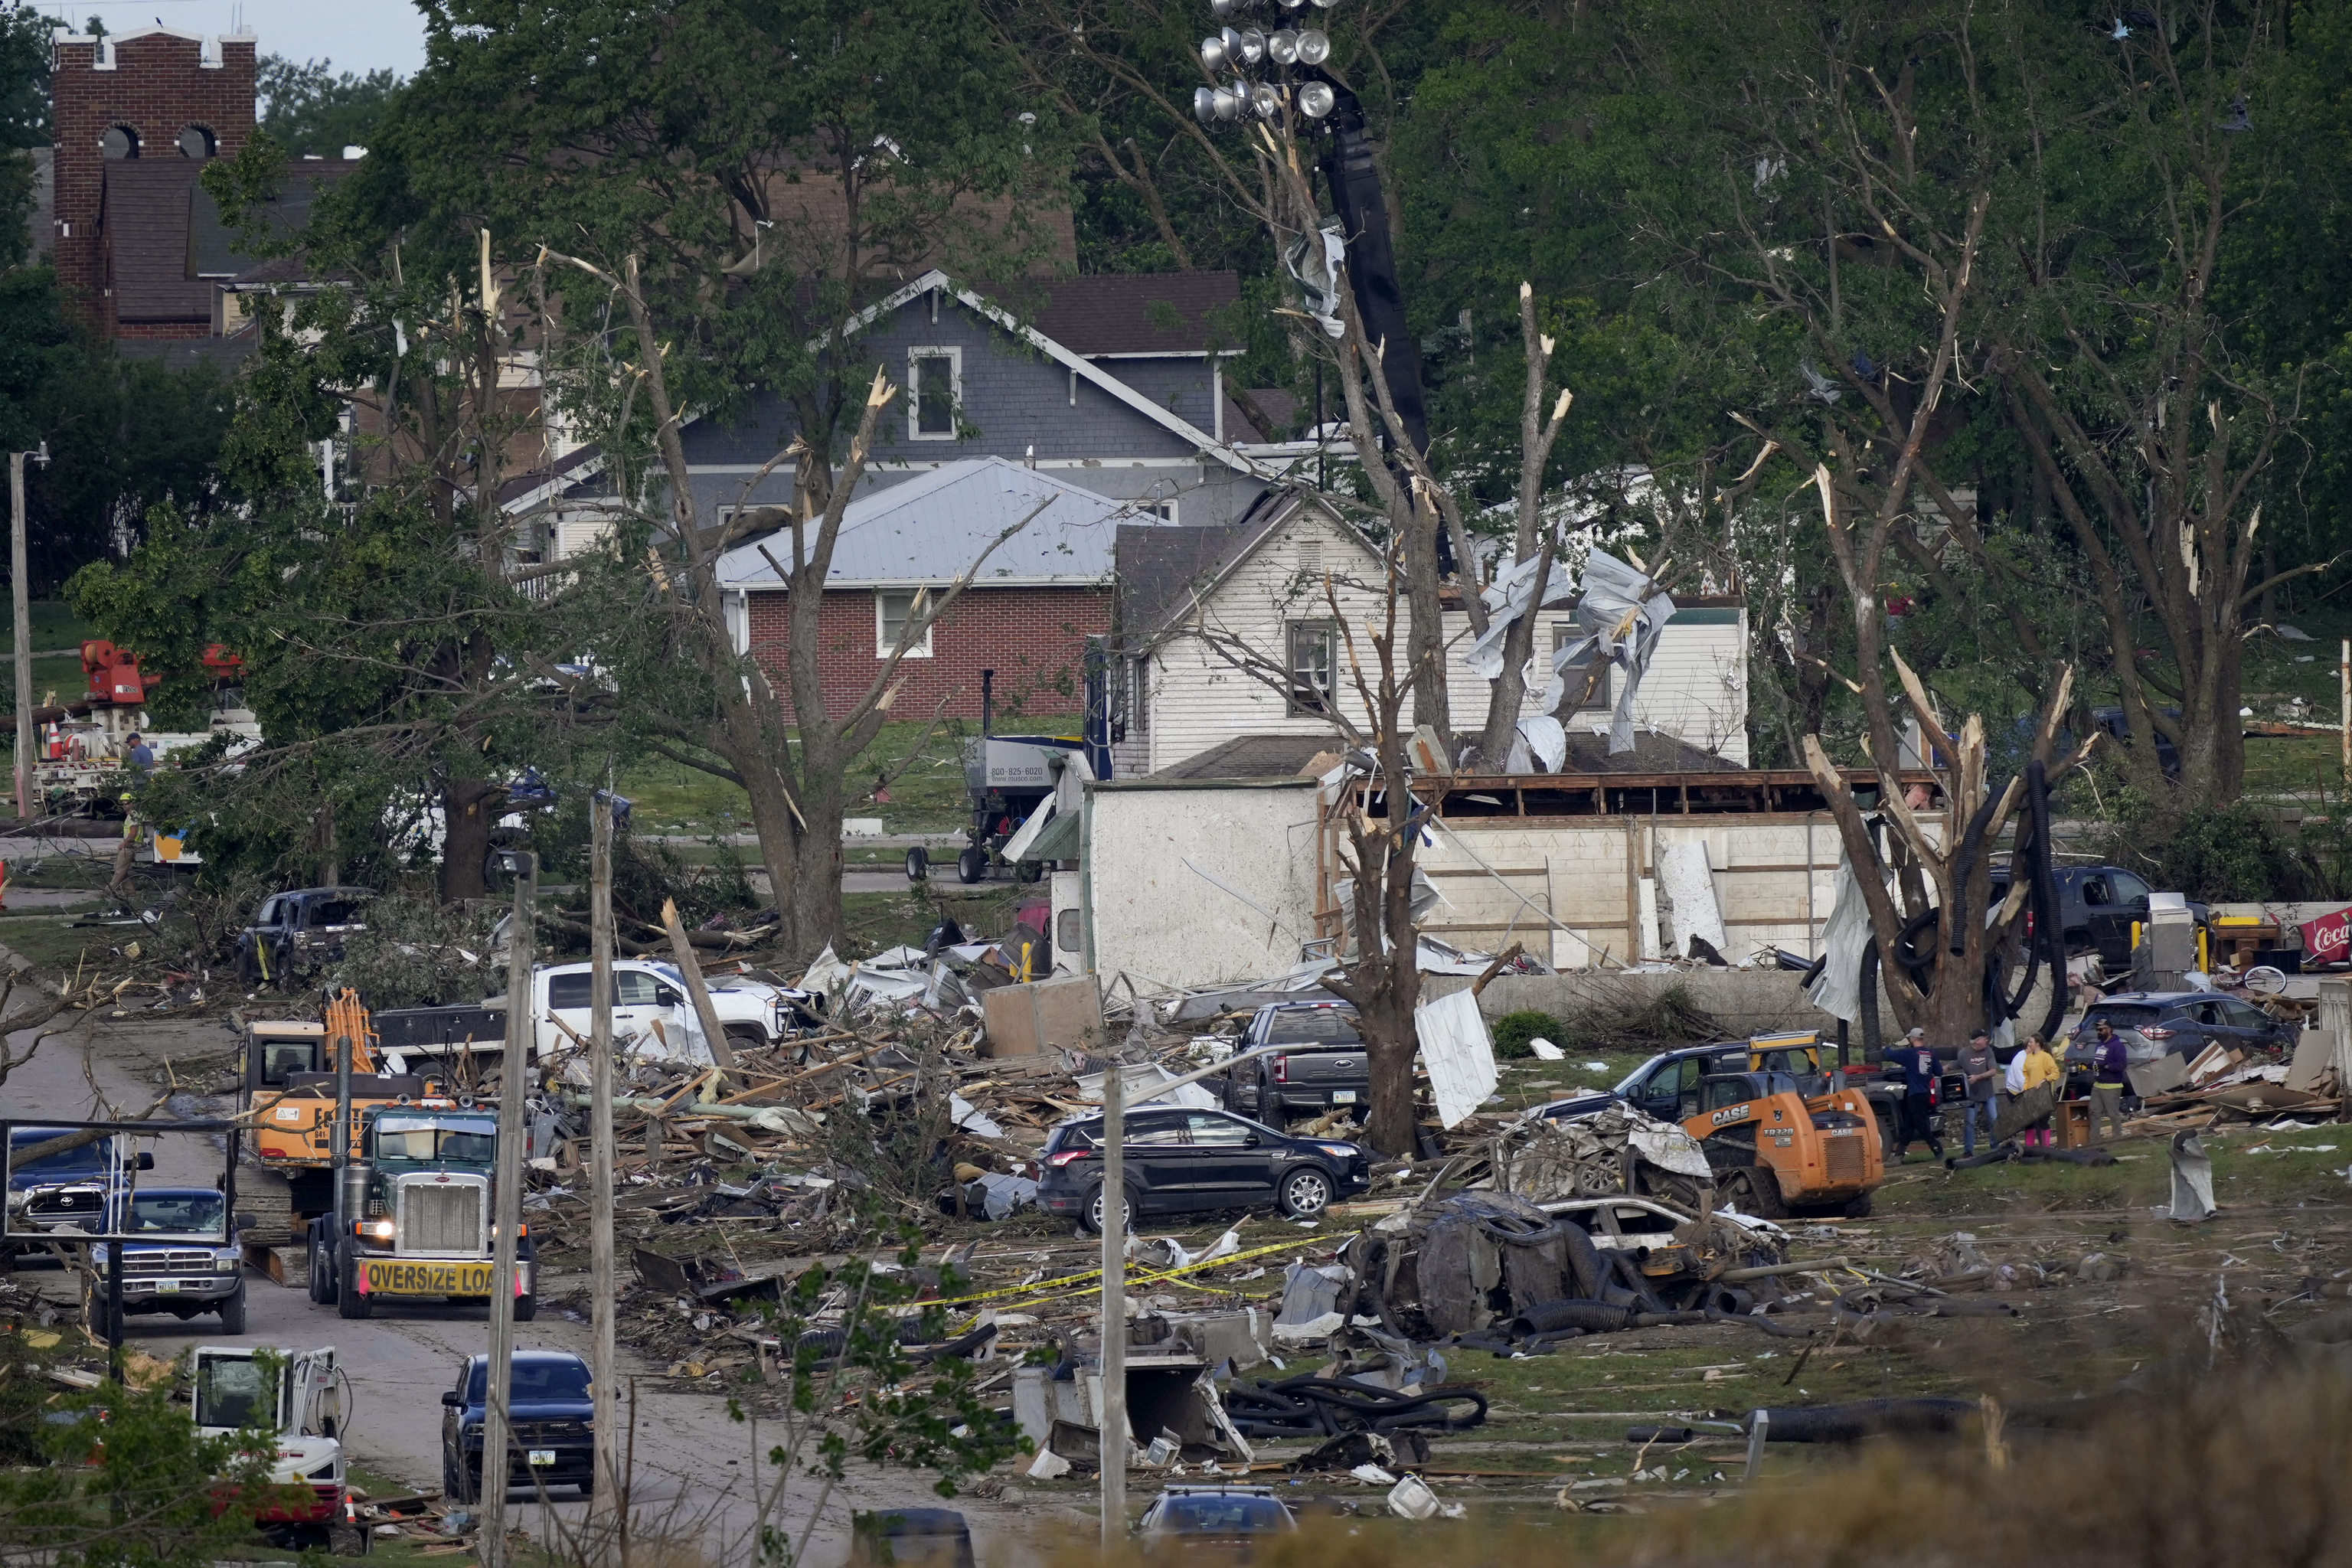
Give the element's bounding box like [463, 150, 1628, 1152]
[618, 717, 980, 836]
[0, 601, 94, 720]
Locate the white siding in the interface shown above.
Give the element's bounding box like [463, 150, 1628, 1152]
[1142, 509, 1389, 774]
[1139, 506, 1752, 773]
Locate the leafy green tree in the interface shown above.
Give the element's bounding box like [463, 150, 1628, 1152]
[256, 54, 403, 158]
[345, 0, 1070, 957]
[1, 0, 51, 266]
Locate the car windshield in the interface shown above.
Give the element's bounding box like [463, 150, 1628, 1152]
[129, 1191, 225, 1234]
[373, 1116, 498, 1165]
[1152, 1496, 1292, 1534]
[467, 1358, 591, 1403]
[11, 1130, 106, 1180]
[1265, 1011, 1358, 1046]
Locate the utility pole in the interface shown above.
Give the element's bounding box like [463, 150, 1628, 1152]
[588, 799, 619, 1547]
[10, 444, 45, 819]
[1096, 1057, 1125, 1553]
[1093, 1040, 1281, 1550]
[483, 854, 535, 1568]
[2340, 639, 2347, 785]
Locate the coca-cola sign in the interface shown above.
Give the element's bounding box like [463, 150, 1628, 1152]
[2301, 906, 2352, 965]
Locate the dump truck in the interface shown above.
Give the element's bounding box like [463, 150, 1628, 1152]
[242, 991, 447, 1243]
[1679, 1068, 1884, 1219]
[305, 1103, 534, 1321]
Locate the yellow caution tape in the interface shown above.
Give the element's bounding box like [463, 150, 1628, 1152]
[916, 1231, 1334, 1321]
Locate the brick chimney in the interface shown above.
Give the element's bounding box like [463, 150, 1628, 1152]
[48, 25, 257, 331]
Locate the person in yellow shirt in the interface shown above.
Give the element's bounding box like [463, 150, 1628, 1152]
[2015, 1034, 2061, 1148]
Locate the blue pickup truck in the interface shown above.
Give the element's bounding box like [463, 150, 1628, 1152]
[86, 1187, 249, 1335]
[442, 1351, 596, 1501]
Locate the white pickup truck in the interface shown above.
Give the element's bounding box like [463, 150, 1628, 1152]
[373, 960, 814, 1070]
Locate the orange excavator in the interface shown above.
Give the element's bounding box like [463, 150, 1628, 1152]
[242, 991, 453, 1243]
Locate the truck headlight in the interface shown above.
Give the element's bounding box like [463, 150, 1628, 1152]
[362, 1220, 395, 1240]
[214, 1250, 243, 1272]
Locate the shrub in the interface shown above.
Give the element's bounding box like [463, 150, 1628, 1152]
[1491, 1009, 1563, 1060]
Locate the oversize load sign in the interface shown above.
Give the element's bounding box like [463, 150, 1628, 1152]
[360, 1259, 493, 1297]
[2302, 906, 2352, 965]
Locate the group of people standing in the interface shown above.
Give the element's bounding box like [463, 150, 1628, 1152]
[1884, 1018, 2133, 1161]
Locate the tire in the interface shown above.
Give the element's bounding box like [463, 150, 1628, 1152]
[905, 847, 929, 882]
[723, 1024, 767, 1053]
[310, 1238, 338, 1305]
[513, 1292, 538, 1323]
[956, 846, 988, 884]
[1078, 1183, 1132, 1236]
[1277, 1165, 1334, 1219]
[1873, 1105, 1900, 1161]
[336, 1253, 372, 1320]
[1844, 1193, 1875, 1219]
[217, 1282, 247, 1334]
[577, 1471, 594, 1498]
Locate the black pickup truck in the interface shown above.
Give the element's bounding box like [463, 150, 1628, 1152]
[1217, 1000, 1370, 1122]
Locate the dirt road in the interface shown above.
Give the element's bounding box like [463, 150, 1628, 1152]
[5, 1004, 1083, 1565]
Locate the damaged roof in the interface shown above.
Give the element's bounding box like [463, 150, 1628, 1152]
[1152, 728, 1746, 782]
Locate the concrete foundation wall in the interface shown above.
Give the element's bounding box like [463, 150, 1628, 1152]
[1421, 968, 1894, 1045]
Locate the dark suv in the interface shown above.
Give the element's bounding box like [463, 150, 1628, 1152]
[1218, 1000, 1368, 1121]
[442, 1351, 595, 1501]
[1037, 1106, 1368, 1232]
[2069, 991, 2298, 1067]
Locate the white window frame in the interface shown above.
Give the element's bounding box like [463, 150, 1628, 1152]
[906, 346, 962, 441]
[877, 589, 934, 659]
[1135, 498, 1178, 524]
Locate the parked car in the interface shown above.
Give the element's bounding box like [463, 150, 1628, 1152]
[1137, 1485, 1297, 1550]
[1218, 1000, 1368, 1120]
[1037, 1106, 1369, 1232]
[849, 1509, 975, 1568]
[1985, 863, 2211, 970]
[84, 1186, 249, 1335]
[234, 887, 374, 988]
[2067, 991, 2298, 1067]
[1534, 1035, 1952, 1145]
[442, 1351, 595, 1502]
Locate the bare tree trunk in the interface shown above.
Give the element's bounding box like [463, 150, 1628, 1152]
[440, 777, 500, 902]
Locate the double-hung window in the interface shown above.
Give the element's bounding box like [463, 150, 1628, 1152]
[907, 347, 961, 439]
[1286, 622, 1336, 717]
[877, 590, 933, 658]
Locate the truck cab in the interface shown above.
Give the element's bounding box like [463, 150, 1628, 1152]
[234, 888, 373, 988]
[1220, 1001, 1372, 1121]
[305, 1107, 534, 1321]
[369, 961, 808, 1076]
[86, 1186, 249, 1335]
[6, 1125, 149, 1242]
[191, 1343, 351, 1547]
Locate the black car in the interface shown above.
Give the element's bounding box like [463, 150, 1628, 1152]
[1219, 1000, 1368, 1121]
[235, 887, 373, 988]
[2068, 991, 2298, 1068]
[442, 1351, 595, 1501]
[1038, 1106, 1369, 1232]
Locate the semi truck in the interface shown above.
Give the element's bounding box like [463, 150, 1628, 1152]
[304, 1104, 534, 1321]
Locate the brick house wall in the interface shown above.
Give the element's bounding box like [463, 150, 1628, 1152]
[49, 28, 257, 331]
[744, 585, 1112, 722]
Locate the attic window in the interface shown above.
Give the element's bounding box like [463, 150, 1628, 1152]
[100, 126, 139, 160]
[908, 348, 960, 440]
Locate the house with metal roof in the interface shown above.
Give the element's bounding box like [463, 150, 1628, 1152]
[714, 457, 1171, 723]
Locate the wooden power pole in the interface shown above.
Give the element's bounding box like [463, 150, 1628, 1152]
[482, 854, 535, 1568]
[588, 799, 620, 1547]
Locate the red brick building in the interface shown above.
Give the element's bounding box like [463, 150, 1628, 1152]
[719, 458, 1161, 724]
[47, 24, 258, 338]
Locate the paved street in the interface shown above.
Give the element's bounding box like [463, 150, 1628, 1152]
[5, 1004, 1083, 1565]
